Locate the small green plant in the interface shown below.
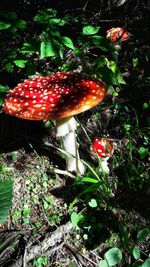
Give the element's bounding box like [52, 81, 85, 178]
[33, 256, 48, 267]
[98, 247, 122, 267]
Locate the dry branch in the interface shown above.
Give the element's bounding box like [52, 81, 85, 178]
[8, 222, 72, 267]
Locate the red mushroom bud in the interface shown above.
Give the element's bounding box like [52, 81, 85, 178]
[3, 72, 107, 175]
[90, 138, 114, 174]
[106, 27, 129, 43]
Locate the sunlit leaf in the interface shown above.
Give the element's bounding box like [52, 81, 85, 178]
[88, 199, 97, 208]
[61, 36, 74, 50]
[104, 247, 122, 266]
[132, 247, 141, 260]
[0, 22, 11, 30]
[49, 18, 65, 26]
[0, 84, 10, 93]
[13, 60, 28, 68]
[40, 40, 57, 58]
[138, 147, 149, 159]
[98, 260, 109, 267]
[82, 25, 100, 35]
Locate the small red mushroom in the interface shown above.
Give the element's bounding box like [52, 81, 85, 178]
[3, 72, 107, 175]
[106, 27, 130, 61]
[106, 27, 129, 43]
[91, 138, 114, 174]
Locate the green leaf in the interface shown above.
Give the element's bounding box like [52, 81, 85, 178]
[0, 180, 13, 224]
[82, 177, 99, 183]
[104, 247, 122, 267]
[13, 60, 28, 68]
[70, 211, 79, 228]
[107, 60, 117, 73]
[142, 259, 150, 267]
[98, 260, 109, 267]
[40, 40, 57, 58]
[82, 25, 100, 35]
[90, 35, 113, 51]
[132, 58, 139, 68]
[0, 84, 10, 93]
[49, 18, 65, 26]
[132, 247, 141, 260]
[0, 22, 11, 30]
[4, 63, 14, 73]
[70, 211, 83, 229]
[16, 19, 27, 30]
[137, 228, 150, 241]
[33, 8, 57, 23]
[88, 199, 97, 208]
[138, 147, 149, 159]
[143, 102, 149, 109]
[20, 41, 39, 54]
[61, 36, 74, 50]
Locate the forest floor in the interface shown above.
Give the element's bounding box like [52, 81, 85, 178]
[0, 1, 150, 267]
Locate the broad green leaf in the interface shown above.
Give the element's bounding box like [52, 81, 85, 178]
[16, 19, 27, 30]
[13, 60, 28, 68]
[107, 60, 117, 73]
[142, 259, 150, 267]
[82, 25, 100, 35]
[88, 199, 97, 208]
[138, 147, 149, 159]
[70, 212, 83, 229]
[143, 102, 149, 109]
[104, 247, 122, 266]
[49, 18, 65, 26]
[90, 35, 113, 51]
[0, 180, 13, 224]
[132, 247, 141, 260]
[70, 211, 79, 228]
[40, 40, 57, 58]
[115, 71, 126, 85]
[98, 260, 109, 267]
[0, 84, 10, 93]
[137, 228, 150, 241]
[132, 58, 139, 68]
[61, 36, 74, 50]
[0, 22, 11, 30]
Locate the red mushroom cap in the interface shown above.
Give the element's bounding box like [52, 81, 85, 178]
[106, 27, 129, 43]
[91, 138, 114, 158]
[3, 72, 107, 120]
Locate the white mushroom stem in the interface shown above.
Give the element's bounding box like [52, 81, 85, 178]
[99, 159, 110, 174]
[56, 116, 86, 175]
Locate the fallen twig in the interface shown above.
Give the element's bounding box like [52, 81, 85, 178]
[8, 222, 72, 267]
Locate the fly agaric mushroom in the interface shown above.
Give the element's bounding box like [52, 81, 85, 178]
[3, 72, 107, 175]
[90, 138, 114, 174]
[106, 27, 129, 43]
[106, 27, 129, 61]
